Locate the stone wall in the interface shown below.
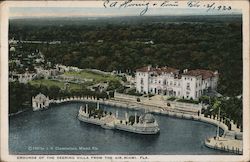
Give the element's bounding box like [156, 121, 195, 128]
[167, 101, 202, 113]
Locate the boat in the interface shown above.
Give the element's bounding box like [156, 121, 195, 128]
[77, 102, 160, 135]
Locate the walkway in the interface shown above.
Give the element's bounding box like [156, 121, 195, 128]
[205, 137, 243, 154]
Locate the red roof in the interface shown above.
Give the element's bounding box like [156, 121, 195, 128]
[183, 69, 218, 79]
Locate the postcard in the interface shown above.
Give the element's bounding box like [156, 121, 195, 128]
[0, 0, 249, 162]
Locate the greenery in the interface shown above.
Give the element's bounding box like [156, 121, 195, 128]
[126, 89, 143, 96]
[29, 79, 82, 90]
[199, 95, 211, 104]
[87, 106, 105, 119]
[107, 80, 123, 91]
[202, 96, 242, 131]
[64, 70, 120, 83]
[9, 82, 36, 113]
[167, 97, 176, 101]
[9, 15, 242, 97]
[177, 98, 200, 104]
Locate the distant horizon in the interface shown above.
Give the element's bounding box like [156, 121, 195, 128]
[9, 14, 243, 20]
[9, 7, 242, 19]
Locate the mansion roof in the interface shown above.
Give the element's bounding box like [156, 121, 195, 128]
[136, 66, 218, 80]
[182, 69, 218, 79]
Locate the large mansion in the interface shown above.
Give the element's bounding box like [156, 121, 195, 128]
[136, 66, 219, 100]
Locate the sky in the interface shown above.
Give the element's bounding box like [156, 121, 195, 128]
[9, 7, 242, 19]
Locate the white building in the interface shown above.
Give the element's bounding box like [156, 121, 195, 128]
[32, 93, 50, 111]
[9, 46, 16, 52]
[136, 66, 219, 100]
[9, 38, 18, 45]
[9, 72, 36, 83]
[35, 67, 51, 79]
[55, 64, 81, 73]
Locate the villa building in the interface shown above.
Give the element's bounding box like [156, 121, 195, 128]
[135, 66, 219, 100]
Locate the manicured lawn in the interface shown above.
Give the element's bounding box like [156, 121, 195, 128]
[29, 79, 82, 90]
[29, 70, 121, 92]
[63, 70, 120, 83]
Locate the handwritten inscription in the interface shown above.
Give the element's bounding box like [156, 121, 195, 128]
[103, 0, 179, 16]
[103, 0, 232, 16]
[187, 1, 232, 12]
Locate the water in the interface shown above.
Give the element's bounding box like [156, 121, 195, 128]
[9, 102, 231, 155]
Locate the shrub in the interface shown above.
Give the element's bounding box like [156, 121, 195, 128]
[168, 97, 176, 101]
[177, 98, 199, 104]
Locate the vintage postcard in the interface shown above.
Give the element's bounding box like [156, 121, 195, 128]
[0, 0, 249, 161]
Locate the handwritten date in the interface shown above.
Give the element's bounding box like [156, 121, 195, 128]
[187, 1, 231, 12]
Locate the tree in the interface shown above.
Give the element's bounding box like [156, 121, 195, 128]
[107, 80, 122, 91]
[48, 85, 61, 98]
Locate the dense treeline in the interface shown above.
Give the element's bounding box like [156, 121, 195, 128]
[9, 16, 242, 97]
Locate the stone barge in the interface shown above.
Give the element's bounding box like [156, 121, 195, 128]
[77, 103, 160, 135]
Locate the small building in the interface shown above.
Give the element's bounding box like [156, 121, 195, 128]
[14, 72, 36, 84]
[35, 67, 51, 79]
[9, 46, 16, 52]
[56, 64, 70, 73]
[69, 66, 81, 72]
[97, 40, 104, 43]
[9, 38, 18, 45]
[32, 93, 50, 111]
[35, 58, 45, 63]
[144, 40, 154, 45]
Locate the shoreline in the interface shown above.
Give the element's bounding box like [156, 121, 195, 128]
[8, 108, 30, 117]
